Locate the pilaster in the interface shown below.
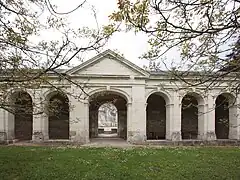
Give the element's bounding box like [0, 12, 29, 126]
[168, 91, 181, 141]
[0, 108, 6, 142]
[31, 90, 44, 142]
[127, 85, 146, 144]
[229, 102, 239, 140]
[197, 103, 209, 140]
[69, 90, 89, 144]
[205, 93, 216, 140]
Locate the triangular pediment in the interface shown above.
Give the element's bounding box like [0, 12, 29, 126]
[67, 49, 149, 77]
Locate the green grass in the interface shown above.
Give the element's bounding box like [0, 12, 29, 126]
[0, 146, 240, 180]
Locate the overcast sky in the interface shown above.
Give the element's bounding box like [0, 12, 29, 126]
[35, 0, 235, 70]
[45, 0, 159, 68]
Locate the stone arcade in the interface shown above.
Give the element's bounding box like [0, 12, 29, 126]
[0, 49, 240, 144]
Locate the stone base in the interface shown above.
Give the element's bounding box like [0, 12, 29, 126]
[127, 131, 146, 144]
[0, 132, 6, 143]
[168, 131, 182, 141]
[229, 128, 239, 140]
[197, 131, 218, 141]
[146, 139, 240, 146]
[197, 131, 216, 141]
[70, 131, 89, 144]
[205, 131, 216, 140]
[32, 131, 44, 142]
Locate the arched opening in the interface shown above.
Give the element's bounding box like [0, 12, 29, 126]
[89, 91, 127, 140]
[47, 92, 69, 139]
[11, 91, 33, 140]
[98, 103, 118, 136]
[146, 93, 166, 140]
[181, 94, 199, 139]
[215, 93, 236, 139]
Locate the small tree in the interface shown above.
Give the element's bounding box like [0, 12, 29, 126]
[0, 0, 113, 114]
[108, 0, 240, 92]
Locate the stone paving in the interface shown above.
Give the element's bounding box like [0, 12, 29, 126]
[4, 137, 240, 148]
[83, 138, 133, 148]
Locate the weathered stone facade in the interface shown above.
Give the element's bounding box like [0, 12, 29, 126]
[0, 49, 240, 144]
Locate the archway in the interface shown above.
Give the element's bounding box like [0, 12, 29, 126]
[146, 93, 167, 140]
[98, 103, 118, 136]
[47, 92, 69, 139]
[181, 94, 204, 139]
[11, 91, 33, 140]
[215, 93, 236, 139]
[89, 91, 127, 140]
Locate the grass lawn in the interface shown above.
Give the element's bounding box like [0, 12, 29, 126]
[0, 146, 240, 180]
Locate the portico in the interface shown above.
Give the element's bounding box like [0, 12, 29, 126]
[0, 49, 239, 144]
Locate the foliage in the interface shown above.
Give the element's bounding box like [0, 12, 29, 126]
[0, 0, 111, 113]
[223, 36, 240, 71]
[0, 146, 240, 179]
[108, 0, 240, 91]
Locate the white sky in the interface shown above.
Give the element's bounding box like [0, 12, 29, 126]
[33, 0, 236, 70]
[45, 0, 157, 68]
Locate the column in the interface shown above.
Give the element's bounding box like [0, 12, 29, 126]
[127, 102, 132, 140]
[197, 103, 209, 140]
[0, 108, 6, 142]
[69, 95, 89, 143]
[2, 93, 14, 141]
[5, 110, 14, 141]
[32, 90, 44, 142]
[168, 91, 181, 141]
[236, 95, 240, 140]
[84, 100, 90, 143]
[127, 85, 146, 144]
[205, 94, 216, 140]
[165, 103, 176, 140]
[229, 95, 239, 139]
[41, 111, 49, 140]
